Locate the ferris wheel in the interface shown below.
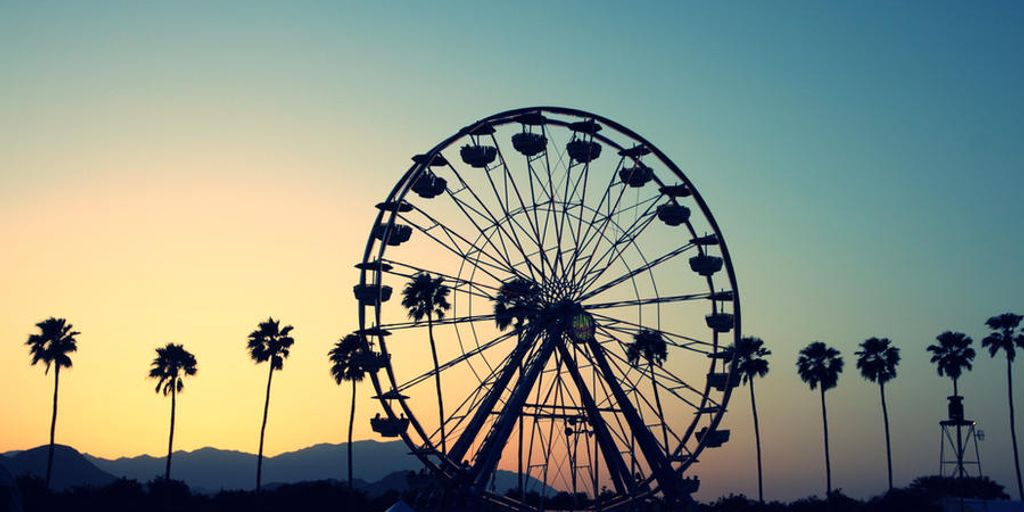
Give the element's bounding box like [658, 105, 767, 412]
[354, 107, 740, 510]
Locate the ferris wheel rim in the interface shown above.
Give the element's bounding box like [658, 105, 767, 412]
[355, 106, 742, 508]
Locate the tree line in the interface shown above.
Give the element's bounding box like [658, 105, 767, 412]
[20, 295, 1024, 503]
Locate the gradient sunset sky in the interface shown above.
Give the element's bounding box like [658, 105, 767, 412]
[2, 1, 1023, 503]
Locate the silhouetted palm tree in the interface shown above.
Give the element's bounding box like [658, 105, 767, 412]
[982, 313, 1024, 499]
[494, 277, 542, 332]
[148, 343, 198, 482]
[927, 331, 975, 399]
[627, 330, 670, 450]
[855, 337, 900, 491]
[927, 330, 975, 478]
[796, 341, 843, 495]
[401, 273, 451, 455]
[247, 317, 295, 492]
[733, 336, 771, 502]
[25, 317, 79, 489]
[493, 277, 541, 497]
[329, 333, 367, 489]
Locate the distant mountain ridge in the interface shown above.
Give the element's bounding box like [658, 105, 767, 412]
[1, 442, 558, 496]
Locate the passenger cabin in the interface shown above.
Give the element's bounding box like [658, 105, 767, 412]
[512, 132, 547, 157]
[618, 144, 651, 158]
[411, 172, 447, 199]
[460, 144, 497, 168]
[374, 223, 413, 246]
[568, 119, 602, 134]
[353, 283, 393, 305]
[706, 312, 735, 333]
[375, 201, 413, 213]
[691, 234, 720, 246]
[689, 254, 723, 276]
[619, 163, 654, 187]
[354, 260, 394, 273]
[374, 389, 410, 401]
[358, 326, 392, 337]
[660, 184, 692, 197]
[371, 415, 410, 438]
[707, 372, 739, 391]
[657, 202, 690, 226]
[696, 427, 730, 448]
[412, 153, 448, 167]
[354, 351, 388, 372]
[567, 139, 602, 163]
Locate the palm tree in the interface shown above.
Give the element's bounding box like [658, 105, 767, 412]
[982, 313, 1024, 499]
[329, 333, 367, 489]
[732, 336, 771, 503]
[855, 337, 900, 491]
[627, 330, 669, 450]
[148, 343, 198, 482]
[493, 277, 541, 497]
[796, 341, 843, 495]
[247, 317, 295, 492]
[494, 277, 542, 332]
[926, 330, 975, 478]
[401, 273, 451, 455]
[25, 317, 79, 489]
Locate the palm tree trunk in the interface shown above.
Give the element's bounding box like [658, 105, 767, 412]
[428, 315, 446, 455]
[348, 379, 356, 489]
[749, 380, 764, 503]
[256, 365, 274, 493]
[880, 381, 892, 490]
[820, 387, 832, 495]
[46, 366, 60, 489]
[1007, 357, 1023, 499]
[166, 382, 177, 481]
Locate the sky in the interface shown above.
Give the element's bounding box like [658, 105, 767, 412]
[2, 0, 1023, 503]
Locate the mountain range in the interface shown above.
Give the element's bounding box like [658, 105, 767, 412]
[0, 442, 557, 496]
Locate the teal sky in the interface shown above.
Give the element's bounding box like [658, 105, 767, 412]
[2, 1, 1023, 502]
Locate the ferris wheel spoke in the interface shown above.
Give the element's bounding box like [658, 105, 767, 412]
[377, 313, 497, 332]
[396, 213, 517, 284]
[407, 202, 530, 283]
[593, 327, 720, 411]
[467, 331, 560, 491]
[556, 342, 633, 494]
[578, 243, 697, 302]
[584, 290, 710, 311]
[441, 162, 544, 281]
[576, 335, 679, 496]
[592, 315, 715, 353]
[381, 259, 499, 301]
[394, 330, 518, 394]
[447, 328, 541, 465]
[568, 156, 630, 278]
[489, 134, 553, 281]
[573, 202, 660, 291]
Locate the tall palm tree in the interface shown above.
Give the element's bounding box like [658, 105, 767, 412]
[627, 330, 669, 450]
[25, 317, 79, 489]
[732, 336, 771, 503]
[855, 337, 900, 491]
[926, 330, 975, 478]
[796, 341, 843, 495]
[493, 277, 541, 497]
[148, 343, 198, 482]
[247, 317, 295, 492]
[401, 273, 451, 455]
[329, 333, 367, 489]
[982, 313, 1024, 499]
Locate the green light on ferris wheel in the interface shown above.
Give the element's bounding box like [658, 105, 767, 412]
[571, 312, 595, 343]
